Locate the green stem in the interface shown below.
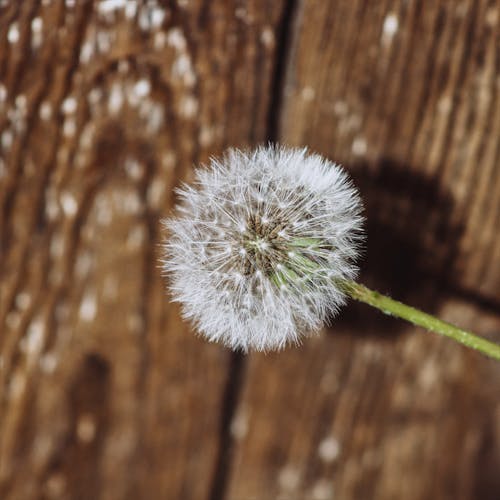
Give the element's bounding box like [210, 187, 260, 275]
[341, 280, 500, 361]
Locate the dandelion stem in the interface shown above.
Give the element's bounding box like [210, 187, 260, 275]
[341, 280, 500, 361]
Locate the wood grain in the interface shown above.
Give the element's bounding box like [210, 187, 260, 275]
[227, 1, 500, 499]
[0, 1, 499, 500]
[227, 301, 500, 500]
[280, 0, 500, 301]
[0, 1, 286, 499]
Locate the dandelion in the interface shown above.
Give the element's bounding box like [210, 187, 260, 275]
[163, 146, 363, 351]
[162, 145, 500, 359]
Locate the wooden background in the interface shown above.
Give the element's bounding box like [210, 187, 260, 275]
[1, 1, 500, 499]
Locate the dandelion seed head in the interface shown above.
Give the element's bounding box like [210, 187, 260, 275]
[162, 146, 364, 351]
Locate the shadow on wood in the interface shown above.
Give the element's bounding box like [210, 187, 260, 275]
[332, 159, 465, 338]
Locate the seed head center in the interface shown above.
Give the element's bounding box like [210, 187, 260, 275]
[239, 214, 289, 275]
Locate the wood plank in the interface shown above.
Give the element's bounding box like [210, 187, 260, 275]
[281, 0, 500, 301]
[227, 1, 500, 499]
[0, 1, 286, 498]
[228, 299, 500, 500]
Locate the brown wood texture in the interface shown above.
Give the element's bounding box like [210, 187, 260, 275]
[0, 1, 499, 500]
[0, 1, 286, 499]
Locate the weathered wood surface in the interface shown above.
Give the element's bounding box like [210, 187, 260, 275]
[0, 1, 499, 499]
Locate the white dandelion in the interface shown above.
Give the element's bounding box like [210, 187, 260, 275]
[161, 145, 500, 360]
[162, 145, 364, 351]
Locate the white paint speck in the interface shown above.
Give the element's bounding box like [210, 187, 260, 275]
[108, 83, 124, 114]
[45, 188, 59, 220]
[62, 96, 77, 114]
[147, 177, 165, 208]
[161, 151, 176, 169]
[31, 17, 43, 48]
[117, 59, 130, 74]
[31, 33, 43, 50]
[351, 136, 367, 156]
[127, 313, 143, 333]
[485, 6, 498, 27]
[95, 196, 113, 225]
[260, 27, 275, 48]
[6, 311, 21, 330]
[39, 101, 53, 121]
[25, 318, 45, 354]
[79, 41, 94, 64]
[138, 4, 166, 30]
[97, 30, 113, 53]
[63, 118, 77, 138]
[75, 251, 93, 278]
[150, 6, 166, 27]
[0, 83, 7, 102]
[419, 359, 439, 389]
[382, 13, 399, 41]
[145, 103, 164, 133]
[40, 353, 58, 373]
[438, 95, 452, 114]
[15, 94, 27, 109]
[301, 86, 316, 101]
[125, 1, 137, 18]
[178, 95, 198, 118]
[318, 436, 340, 463]
[50, 233, 64, 258]
[126, 83, 140, 107]
[80, 124, 95, 150]
[126, 225, 146, 249]
[9, 371, 26, 398]
[235, 7, 247, 20]
[230, 411, 248, 440]
[124, 157, 144, 180]
[88, 87, 103, 105]
[77, 414, 96, 443]
[60, 192, 78, 217]
[333, 100, 348, 116]
[133, 79, 151, 97]
[171, 53, 196, 87]
[344, 113, 362, 132]
[199, 126, 214, 146]
[311, 479, 334, 500]
[98, 0, 126, 13]
[278, 465, 301, 491]
[45, 474, 66, 498]
[455, 2, 468, 18]
[8, 22, 20, 44]
[167, 27, 187, 50]
[122, 191, 142, 215]
[31, 17, 43, 32]
[15, 292, 31, 311]
[154, 31, 167, 49]
[1, 130, 13, 150]
[79, 291, 97, 322]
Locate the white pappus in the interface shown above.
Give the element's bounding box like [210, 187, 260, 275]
[162, 145, 364, 352]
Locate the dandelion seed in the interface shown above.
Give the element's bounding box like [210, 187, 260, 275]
[161, 146, 364, 351]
